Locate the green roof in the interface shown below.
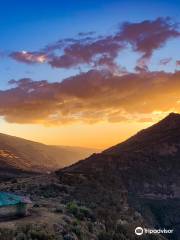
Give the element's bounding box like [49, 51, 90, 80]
[0, 192, 31, 207]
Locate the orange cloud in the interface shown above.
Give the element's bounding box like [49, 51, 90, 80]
[0, 70, 180, 125]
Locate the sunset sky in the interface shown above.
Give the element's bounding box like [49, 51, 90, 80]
[0, 0, 180, 149]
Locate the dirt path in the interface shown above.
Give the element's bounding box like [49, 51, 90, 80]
[0, 207, 62, 229]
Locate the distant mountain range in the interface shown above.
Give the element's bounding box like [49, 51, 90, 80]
[58, 113, 180, 239]
[0, 133, 98, 174]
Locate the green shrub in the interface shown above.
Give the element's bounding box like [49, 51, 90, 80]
[79, 206, 92, 218]
[98, 231, 112, 240]
[18, 224, 56, 240]
[66, 202, 79, 216]
[71, 225, 82, 238]
[66, 202, 94, 221]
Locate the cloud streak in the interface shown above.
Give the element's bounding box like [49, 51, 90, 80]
[0, 70, 180, 125]
[159, 58, 172, 65]
[10, 18, 180, 72]
[10, 51, 47, 64]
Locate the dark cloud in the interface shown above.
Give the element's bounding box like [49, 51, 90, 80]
[0, 70, 180, 125]
[9, 18, 180, 72]
[48, 37, 124, 71]
[159, 58, 172, 65]
[118, 17, 180, 69]
[78, 31, 96, 36]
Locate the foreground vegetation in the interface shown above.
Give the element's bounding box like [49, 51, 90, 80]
[0, 174, 168, 240]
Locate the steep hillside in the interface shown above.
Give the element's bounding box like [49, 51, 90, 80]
[0, 133, 97, 172]
[104, 112, 180, 155]
[57, 113, 180, 239]
[63, 113, 180, 196]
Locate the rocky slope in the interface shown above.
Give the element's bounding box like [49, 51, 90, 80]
[57, 113, 180, 239]
[62, 113, 180, 197]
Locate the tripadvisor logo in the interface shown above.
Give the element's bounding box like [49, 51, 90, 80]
[135, 227, 143, 235]
[135, 227, 173, 236]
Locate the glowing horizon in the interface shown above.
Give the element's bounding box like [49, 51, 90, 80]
[0, 114, 168, 149]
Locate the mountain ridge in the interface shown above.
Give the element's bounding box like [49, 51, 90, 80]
[61, 112, 180, 174]
[104, 112, 180, 155]
[0, 132, 98, 173]
[57, 113, 180, 239]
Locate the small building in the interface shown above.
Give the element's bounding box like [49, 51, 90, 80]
[0, 192, 32, 219]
